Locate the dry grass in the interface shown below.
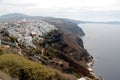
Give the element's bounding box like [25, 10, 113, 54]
[0, 54, 54, 80]
[0, 54, 77, 80]
[0, 70, 11, 80]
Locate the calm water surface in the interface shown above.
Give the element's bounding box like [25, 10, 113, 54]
[79, 23, 120, 80]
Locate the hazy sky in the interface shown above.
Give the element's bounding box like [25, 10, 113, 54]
[0, 0, 120, 21]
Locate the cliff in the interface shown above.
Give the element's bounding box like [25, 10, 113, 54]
[43, 18, 92, 63]
[0, 13, 99, 80]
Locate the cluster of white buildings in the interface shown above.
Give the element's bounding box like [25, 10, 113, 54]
[0, 19, 57, 47]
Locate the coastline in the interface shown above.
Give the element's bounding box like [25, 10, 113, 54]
[78, 24, 103, 80]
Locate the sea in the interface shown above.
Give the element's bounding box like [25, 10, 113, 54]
[79, 23, 120, 80]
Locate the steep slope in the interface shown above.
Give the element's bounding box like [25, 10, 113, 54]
[43, 18, 92, 62]
[0, 13, 100, 80]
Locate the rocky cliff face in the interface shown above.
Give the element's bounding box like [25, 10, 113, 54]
[43, 18, 92, 62]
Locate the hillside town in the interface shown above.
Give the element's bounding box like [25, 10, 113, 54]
[0, 19, 57, 48]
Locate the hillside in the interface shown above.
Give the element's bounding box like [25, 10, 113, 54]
[0, 13, 101, 80]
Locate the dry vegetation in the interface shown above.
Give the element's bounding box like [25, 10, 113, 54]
[0, 70, 11, 80]
[0, 53, 77, 80]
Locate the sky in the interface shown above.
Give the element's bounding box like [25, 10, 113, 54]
[0, 0, 120, 21]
